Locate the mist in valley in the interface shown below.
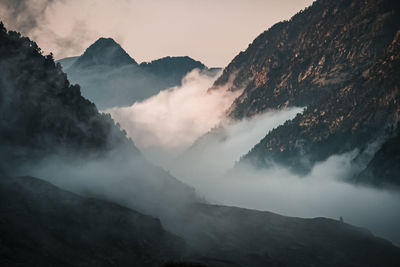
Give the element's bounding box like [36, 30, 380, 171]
[102, 70, 400, 245]
[4, 64, 398, 247]
[2, 0, 400, 265]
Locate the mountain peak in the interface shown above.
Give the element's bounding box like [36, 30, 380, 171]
[72, 37, 137, 68]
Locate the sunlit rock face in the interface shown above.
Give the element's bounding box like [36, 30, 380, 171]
[212, 0, 400, 181]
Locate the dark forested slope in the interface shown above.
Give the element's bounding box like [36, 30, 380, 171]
[0, 24, 132, 167]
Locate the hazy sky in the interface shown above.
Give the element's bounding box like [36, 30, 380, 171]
[0, 0, 314, 67]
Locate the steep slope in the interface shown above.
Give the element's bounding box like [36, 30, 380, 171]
[61, 39, 212, 109]
[214, 0, 399, 118]
[209, 0, 400, 178]
[243, 24, 400, 174]
[0, 175, 196, 267]
[0, 25, 132, 168]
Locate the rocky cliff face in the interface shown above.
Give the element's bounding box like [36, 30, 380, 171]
[215, 0, 399, 118]
[211, 0, 400, 179]
[243, 30, 400, 174]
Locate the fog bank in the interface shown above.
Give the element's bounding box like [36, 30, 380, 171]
[103, 68, 400, 246]
[106, 69, 240, 157]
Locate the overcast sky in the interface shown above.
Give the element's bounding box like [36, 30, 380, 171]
[0, 0, 314, 67]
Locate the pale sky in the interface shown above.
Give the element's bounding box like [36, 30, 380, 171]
[0, 0, 314, 67]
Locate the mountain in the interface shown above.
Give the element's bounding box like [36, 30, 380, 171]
[140, 56, 206, 78]
[211, 0, 400, 180]
[71, 37, 137, 68]
[0, 21, 198, 220]
[1, 21, 400, 267]
[0, 21, 207, 265]
[0, 27, 131, 168]
[59, 39, 216, 109]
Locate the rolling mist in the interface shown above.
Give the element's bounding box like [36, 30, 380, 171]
[106, 69, 241, 161]
[2, 0, 400, 265]
[103, 70, 400, 245]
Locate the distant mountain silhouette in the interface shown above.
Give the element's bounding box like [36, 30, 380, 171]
[72, 37, 137, 68]
[58, 39, 218, 109]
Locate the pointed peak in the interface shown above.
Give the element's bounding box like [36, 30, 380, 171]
[72, 37, 137, 68]
[90, 37, 120, 49]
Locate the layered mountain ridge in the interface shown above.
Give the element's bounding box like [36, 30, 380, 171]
[59, 39, 216, 109]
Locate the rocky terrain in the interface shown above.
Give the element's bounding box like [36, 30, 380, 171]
[210, 0, 400, 182]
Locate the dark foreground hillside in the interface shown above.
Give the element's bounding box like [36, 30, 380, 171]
[165, 204, 400, 267]
[0, 175, 195, 267]
[1, 175, 399, 267]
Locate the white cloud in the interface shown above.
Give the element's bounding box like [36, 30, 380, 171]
[106, 69, 241, 154]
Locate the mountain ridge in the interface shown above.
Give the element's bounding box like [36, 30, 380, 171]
[71, 37, 137, 68]
[58, 38, 216, 109]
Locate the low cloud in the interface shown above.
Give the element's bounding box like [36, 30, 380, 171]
[106, 69, 241, 156]
[104, 68, 400, 245]
[180, 150, 400, 246]
[171, 107, 303, 179]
